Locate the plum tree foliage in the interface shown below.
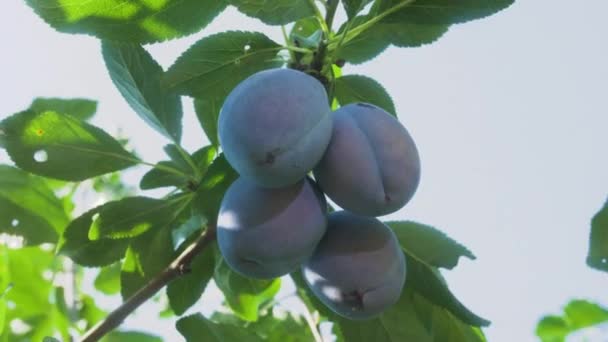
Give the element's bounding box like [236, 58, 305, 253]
[0, 0, 521, 341]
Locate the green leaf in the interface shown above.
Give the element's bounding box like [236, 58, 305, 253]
[164, 31, 283, 99]
[192, 154, 239, 222]
[289, 17, 323, 44]
[405, 255, 490, 327]
[536, 300, 608, 342]
[587, 198, 608, 272]
[140, 161, 189, 190]
[177, 313, 264, 341]
[0, 110, 137, 181]
[88, 196, 183, 240]
[164, 144, 195, 173]
[167, 241, 215, 315]
[194, 98, 221, 148]
[336, 290, 433, 341]
[94, 263, 122, 295]
[120, 196, 191, 298]
[342, 0, 373, 19]
[335, 15, 447, 64]
[0, 165, 69, 245]
[59, 208, 130, 267]
[25, 0, 227, 43]
[214, 254, 281, 321]
[334, 75, 397, 116]
[373, 0, 515, 25]
[228, 0, 314, 25]
[192, 145, 218, 172]
[29, 98, 97, 121]
[411, 292, 487, 342]
[101, 331, 163, 342]
[387, 221, 475, 269]
[102, 41, 183, 142]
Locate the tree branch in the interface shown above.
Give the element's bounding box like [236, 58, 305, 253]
[80, 224, 217, 342]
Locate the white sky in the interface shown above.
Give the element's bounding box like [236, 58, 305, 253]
[2, 0, 608, 341]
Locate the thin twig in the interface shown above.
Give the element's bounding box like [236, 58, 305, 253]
[80, 224, 217, 342]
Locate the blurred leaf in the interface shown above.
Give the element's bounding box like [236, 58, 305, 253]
[0, 110, 137, 181]
[1, 246, 70, 341]
[536, 300, 608, 342]
[140, 161, 189, 190]
[587, 198, 608, 272]
[342, 0, 374, 19]
[214, 254, 281, 322]
[249, 309, 315, 342]
[192, 154, 238, 222]
[101, 331, 163, 342]
[25, 0, 227, 43]
[59, 208, 130, 267]
[94, 263, 122, 295]
[103, 41, 183, 142]
[177, 313, 264, 341]
[92, 172, 135, 199]
[334, 75, 397, 116]
[29, 98, 97, 121]
[167, 240, 215, 315]
[164, 31, 283, 99]
[194, 98, 221, 148]
[79, 295, 107, 330]
[228, 0, 314, 25]
[88, 196, 184, 240]
[0, 247, 8, 337]
[387, 221, 475, 269]
[0, 165, 68, 245]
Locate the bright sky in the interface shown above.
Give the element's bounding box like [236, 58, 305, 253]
[2, 1, 608, 341]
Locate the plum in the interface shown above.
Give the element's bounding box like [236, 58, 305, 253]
[302, 211, 406, 319]
[219, 68, 332, 188]
[217, 177, 327, 279]
[313, 103, 421, 216]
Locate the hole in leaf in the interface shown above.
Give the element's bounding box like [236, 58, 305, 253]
[298, 26, 303, 31]
[7, 301, 16, 310]
[11, 219, 19, 227]
[244, 44, 251, 52]
[601, 258, 607, 264]
[33, 150, 48, 163]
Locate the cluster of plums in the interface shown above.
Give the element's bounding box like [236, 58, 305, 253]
[216, 68, 421, 319]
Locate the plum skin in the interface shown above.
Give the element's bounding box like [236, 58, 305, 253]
[217, 177, 327, 279]
[313, 103, 421, 216]
[219, 68, 332, 188]
[302, 211, 406, 319]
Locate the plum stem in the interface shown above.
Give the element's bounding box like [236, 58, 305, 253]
[79, 224, 217, 342]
